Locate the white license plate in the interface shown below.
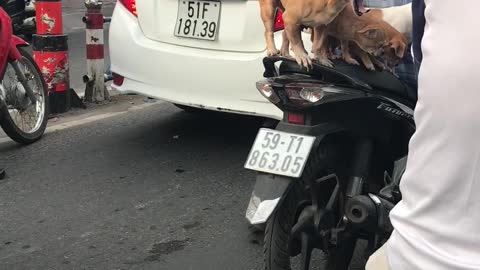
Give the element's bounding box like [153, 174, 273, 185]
[174, 0, 221, 41]
[245, 129, 316, 178]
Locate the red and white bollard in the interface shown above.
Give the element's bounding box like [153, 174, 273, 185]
[83, 0, 109, 102]
[33, 0, 71, 113]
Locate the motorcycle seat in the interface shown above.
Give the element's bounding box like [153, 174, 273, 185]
[274, 58, 417, 102]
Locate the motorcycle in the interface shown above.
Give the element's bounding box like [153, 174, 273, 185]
[0, 7, 48, 144]
[245, 56, 416, 269]
[0, 0, 36, 40]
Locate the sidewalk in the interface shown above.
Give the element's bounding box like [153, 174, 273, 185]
[63, 0, 117, 13]
[0, 95, 160, 145]
[63, 0, 116, 33]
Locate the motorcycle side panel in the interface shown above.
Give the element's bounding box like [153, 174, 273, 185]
[245, 173, 292, 225]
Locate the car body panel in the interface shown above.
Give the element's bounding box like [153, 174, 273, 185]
[109, 1, 312, 119]
[137, 0, 266, 52]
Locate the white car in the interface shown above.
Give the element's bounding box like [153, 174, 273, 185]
[109, 0, 312, 119]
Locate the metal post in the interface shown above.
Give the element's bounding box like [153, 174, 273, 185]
[33, 0, 72, 113]
[83, 0, 109, 103]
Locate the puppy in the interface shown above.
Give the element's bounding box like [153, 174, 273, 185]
[348, 42, 378, 70]
[259, 0, 351, 68]
[380, 33, 408, 71]
[358, 4, 410, 71]
[352, 0, 412, 40]
[312, 5, 387, 67]
[348, 29, 407, 72]
[368, 3, 412, 43]
[314, 4, 407, 71]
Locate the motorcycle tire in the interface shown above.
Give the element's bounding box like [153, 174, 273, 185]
[263, 149, 362, 270]
[0, 47, 49, 144]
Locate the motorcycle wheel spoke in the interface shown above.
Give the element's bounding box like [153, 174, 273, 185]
[2, 56, 45, 134]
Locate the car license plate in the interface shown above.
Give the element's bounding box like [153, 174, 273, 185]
[174, 0, 221, 41]
[245, 129, 316, 178]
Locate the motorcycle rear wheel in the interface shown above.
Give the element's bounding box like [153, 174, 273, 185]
[0, 47, 49, 144]
[263, 150, 362, 270]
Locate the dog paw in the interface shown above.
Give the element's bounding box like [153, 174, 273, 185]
[377, 64, 387, 71]
[384, 65, 394, 73]
[312, 53, 334, 67]
[267, 48, 280, 57]
[280, 48, 291, 57]
[373, 61, 386, 71]
[330, 54, 341, 60]
[295, 53, 313, 70]
[365, 63, 376, 71]
[344, 57, 360, 66]
[317, 57, 334, 68]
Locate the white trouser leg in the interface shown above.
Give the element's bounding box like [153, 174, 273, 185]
[366, 244, 390, 270]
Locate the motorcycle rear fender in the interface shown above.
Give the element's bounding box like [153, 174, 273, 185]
[11, 35, 29, 47]
[246, 123, 343, 225]
[245, 173, 292, 225]
[8, 36, 28, 61]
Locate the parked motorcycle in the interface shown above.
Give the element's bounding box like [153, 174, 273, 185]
[0, 0, 36, 40]
[0, 7, 48, 144]
[245, 56, 416, 269]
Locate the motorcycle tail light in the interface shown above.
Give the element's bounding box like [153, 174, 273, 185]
[287, 113, 305, 124]
[285, 83, 327, 107]
[256, 79, 280, 104]
[285, 82, 359, 107]
[120, 0, 138, 17]
[299, 87, 325, 103]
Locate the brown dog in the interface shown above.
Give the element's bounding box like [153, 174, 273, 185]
[349, 41, 386, 71]
[259, 0, 350, 68]
[381, 33, 407, 70]
[313, 5, 407, 71]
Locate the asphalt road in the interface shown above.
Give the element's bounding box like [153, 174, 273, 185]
[0, 102, 266, 270]
[0, 2, 365, 268]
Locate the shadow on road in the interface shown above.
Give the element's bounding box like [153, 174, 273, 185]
[0, 104, 269, 270]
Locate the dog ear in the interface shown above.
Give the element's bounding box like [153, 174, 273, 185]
[389, 40, 406, 59]
[358, 26, 381, 39]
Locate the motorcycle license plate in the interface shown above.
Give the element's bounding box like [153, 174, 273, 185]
[245, 129, 316, 178]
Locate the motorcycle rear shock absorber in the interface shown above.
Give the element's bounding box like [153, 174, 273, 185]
[346, 138, 374, 198]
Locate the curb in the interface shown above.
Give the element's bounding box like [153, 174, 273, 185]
[0, 96, 161, 145]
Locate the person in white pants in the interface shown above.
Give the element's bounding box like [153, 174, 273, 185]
[366, 0, 480, 269]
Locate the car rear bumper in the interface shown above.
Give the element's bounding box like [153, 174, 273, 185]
[109, 3, 283, 119]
